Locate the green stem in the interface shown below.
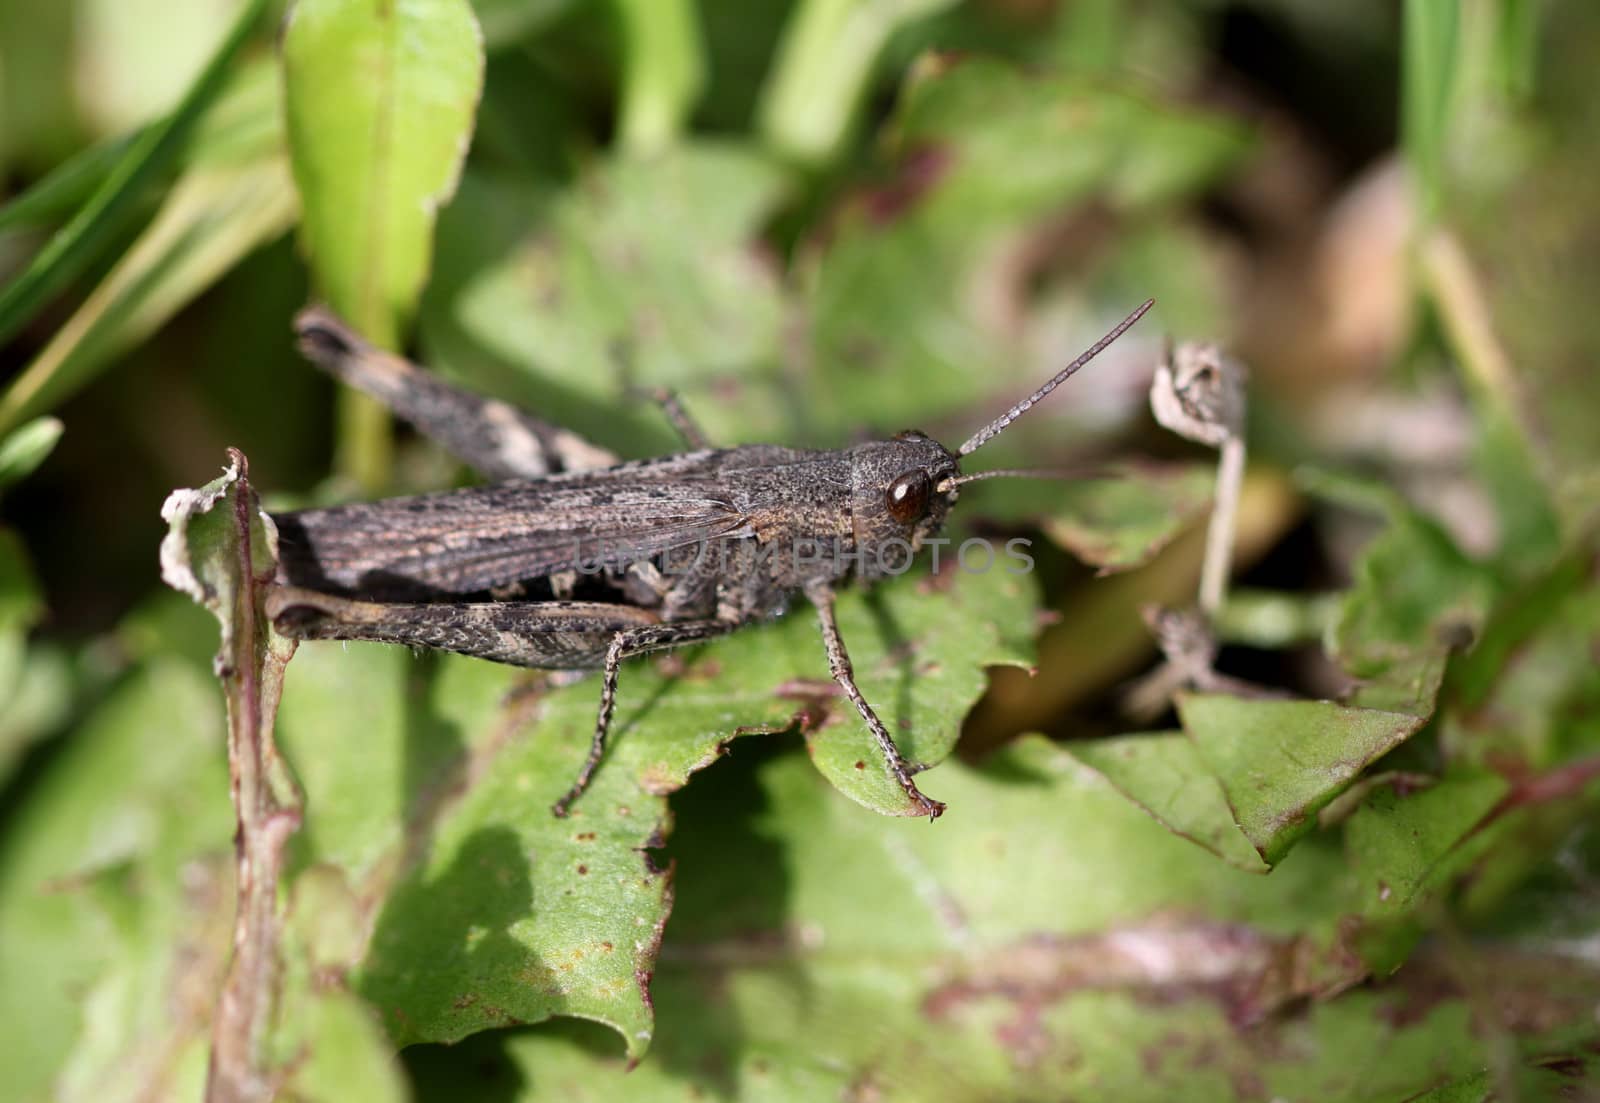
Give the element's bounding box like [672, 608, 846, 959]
[758, 0, 955, 165]
[613, 0, 705, 155]
[334, 390, 394, 496]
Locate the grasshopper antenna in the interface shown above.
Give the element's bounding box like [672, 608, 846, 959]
[935, 464, 1113, 493]
[956, 298, 1154, 457]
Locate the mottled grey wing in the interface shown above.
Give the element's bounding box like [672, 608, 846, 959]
[273, 477, 751, 598]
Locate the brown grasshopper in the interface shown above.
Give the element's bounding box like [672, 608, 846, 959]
[266, 299, 1154, 818]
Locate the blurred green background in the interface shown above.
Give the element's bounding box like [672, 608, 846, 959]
[2, 1, 1599, 1100]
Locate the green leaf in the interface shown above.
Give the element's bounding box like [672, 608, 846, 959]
[274, 559, 1035, 1056]
[0, 0, 269, 351]
[1343, 772, 1509, 971]
[404, 739, 1579, 1102]
[1179, 694, 1426, 865]
[0, 417, 63, 494]
[1347, 776, 1506, 912]
[1331, 499, 1491, 678]
[893, 59, 1254, 215]
[968, 463, 1215, 575]
[1040, 463, 1214, 573]
[435, 144, 792, 450]
[276, 643, 674, 1056]
[1304, 468, 1496, 716]
[0, 660, 230, 1102]
[805, 62, 1249, 433]
[1429, 548, 1600, 789]
[805, 565, 1037, 813]
[284, 0, 489, 489]
[1064, 732, 1267, 872]
[283, 0, 486, 349]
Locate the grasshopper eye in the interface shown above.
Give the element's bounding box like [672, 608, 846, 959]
[886, 470, 932, 523]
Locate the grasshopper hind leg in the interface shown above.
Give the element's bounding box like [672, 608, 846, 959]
[641, 386, 710, 451]
[293, 307, 619, 480]
[266, 586, 735, 816]
[265, 586, 662, 669]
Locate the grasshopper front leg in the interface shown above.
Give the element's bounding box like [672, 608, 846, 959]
[805, 581, 946, 820]
[552, 618, 740, 817]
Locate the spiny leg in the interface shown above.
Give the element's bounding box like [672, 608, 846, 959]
[553, 618, 736, 817]
[294, 306, 619, 480]
[629, 385, 710, 451]
[267, 587, 735, 811]
[805, 581, 946, 819]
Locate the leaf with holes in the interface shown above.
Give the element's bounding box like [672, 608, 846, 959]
[275, 556, 1035, 1056]
[403, 737, 1594, 1101]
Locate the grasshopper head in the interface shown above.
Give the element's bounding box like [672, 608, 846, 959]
[842, 300, 1156, 582]
[846, 431, 961, 579]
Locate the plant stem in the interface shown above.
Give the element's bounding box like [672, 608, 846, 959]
[1199, 436, 1244, 617]
[206, 449, 302, 1103]
[613, 0, 705, 155]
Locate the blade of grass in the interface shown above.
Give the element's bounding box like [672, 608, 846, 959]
[0, 0, 269, 348]
[1402, 0, 1461, 224]
[0, 129, 145, 234]
[0, 56, 282, 238]
[0, 158, 298, 434]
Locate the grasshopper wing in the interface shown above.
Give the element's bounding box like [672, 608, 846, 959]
[274, 472, 751, 599]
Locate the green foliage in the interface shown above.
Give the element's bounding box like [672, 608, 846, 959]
[1402, 0, 1461, 222]
[283, 0, 484, 349]
[0, 0, 269, 362]
[1039, 462, 1215, 572]
[0, 417, 63, 496]
[435, 143, 792, 448]
[284, 0, 486, 488]
[1180, 695, 1425, 866]
[3, 1, 1600, 1099]
[1064, 731, 1268, 872]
